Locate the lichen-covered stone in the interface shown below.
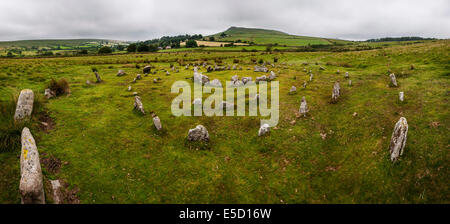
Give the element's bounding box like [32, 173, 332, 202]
[299, 96, 308, 117]
[331, 81, 340, 103]
[95, 72, 102, 83]
[134, 96, 145, 114]
[152, 115, 162, 131]
[389, 117, 408, 162]
[20, 127, 45, 204]
[14, 89, 34, 121]
[44, 89, 55, 99]
[258, 124, 270, 136]
[390, 73, 398, 87]
[187, 125, 209, 142]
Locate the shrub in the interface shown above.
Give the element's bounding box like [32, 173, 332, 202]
[98, 46, 112, 54]
[47, 78, 70, 96]
[258, 59, 264, 64]
[137, 44, 150, 52]
[127, 43, 137, 52]
[186, 40, 198, 48]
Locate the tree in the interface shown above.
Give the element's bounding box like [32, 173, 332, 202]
[220, 32, 227, 38]
[209, 36, 215, 41]
[137, 44, 150, 52]
[98, 46, 113, 54]
[148, 44, 159, 52]
[127, 43, 137, 52]
[185, 40, 198, 48]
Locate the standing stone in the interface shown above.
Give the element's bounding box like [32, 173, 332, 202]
[399, 92, 405, 102]
[331, 81, 341, 103]
[303, 81, 307, 88]
[289, 86, 297, 94]
[136, 74, 142, 80]
[134, 96, 145, 114]
[231, 75, 239, 82]
[299, 96, 308, 117]
[390, 73, 398, 87]
[50, 180, 63, 204]
[14, 89, 34, 121]
[241, 77, 252, 84]
[348, 80, 352, 86]
[268, 71, 277, 80]
[131, 78, 137, 83]
[86, 80, 91, 85]
[128, 86, 132, 91]
[20, 127, 45, 204]
[187, 125, 209, 142]
[258, 124, 270, 136]
[152, 114, 162, 131]
[344, 72, 349, 79]
[117, 70, 126, 76]
[256, 75, 267, 83]
[389, 117, 408, 162]
[319, 66, 325, 70]
[44, 89, 56, 99]
[94, 72, 102, 83]
[309, 74, 313, 81]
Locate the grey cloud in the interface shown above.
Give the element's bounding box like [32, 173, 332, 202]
[0, 0, 449, 41]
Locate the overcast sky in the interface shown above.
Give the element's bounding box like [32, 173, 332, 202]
[0, 0, 449, 41]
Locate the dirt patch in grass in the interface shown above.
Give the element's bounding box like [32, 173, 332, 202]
[44, 179, 80, 204]
[38, 111, 55, 133]
[41, 154, 62, 174]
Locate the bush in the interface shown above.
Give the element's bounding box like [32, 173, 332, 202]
[98, 46, 112, 54]
[137, 44, 150, 52]
[258, 59, 264, 64]
[47, 78, 70, 96]
[127, 43, 137, 52]
[186, 40, 198, 48]
[209, 36, 215, 41]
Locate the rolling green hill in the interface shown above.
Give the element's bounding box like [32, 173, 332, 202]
[209, 26, 348, 46]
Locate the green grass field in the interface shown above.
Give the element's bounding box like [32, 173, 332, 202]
[0, 40, 448, 203]
[210, 27, 338, 46]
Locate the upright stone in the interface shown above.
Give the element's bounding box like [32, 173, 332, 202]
[20, 127, 45, 204]
[14, 89, 34, 121]
[258, 124, 270, 136]
[390, 73, 398, 87]
[348, 80, 352, 86]
[143, 65, 152, 74]
[50, 180, 63, 204]
[289, 86, 297, 94]
[187, 125, 209, 142]
[344, 72, 349, 79]
[152, 114, 162, 131]
[331, 81, 340, 103]
[389, 117, 408, 162]
[117, 70, 126, 76]
[399, 92, 404, 102]
[309, 74, 313, 81]
[94, 72, 102, 83]
[299, 96, 308, 117]
[134, 96, 145, 114]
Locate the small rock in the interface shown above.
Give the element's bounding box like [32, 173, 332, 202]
[187, 125, 209, 142]
[258, 124, 270, 136]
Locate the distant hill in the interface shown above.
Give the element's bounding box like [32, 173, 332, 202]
[209, 26, 348, 47]
[367, 37, 437, 42]
[0, 39, 127, 49]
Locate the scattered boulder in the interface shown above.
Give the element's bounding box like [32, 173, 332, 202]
[14, 89, 34, 121]
[50, 180, 63, 204]
[299, 96, 308, 117]
[44, 89, 56, 99]
[254, 65, 268, 73]
[86, 80, 91, 85]
[331, 81, 341, 103]
[131, 78, 137, 83]
[143, 65, 152, 74]
[117, 70, 126, 76]
[152, 114, 162, 131]
[208, 79, 222, 87]
[268, 71, 276, 80]
[256, 75, 267, 83]
[389, 117, 408, 162]
[20, 127, 45, 204]
[390, 73, 398, 87]
[399, 92, 405, 102]
[94, 72, 102, 83]
[241, 77, 252, 84]
[258, 124, 270, 136]
[134, 96, 145, 114]
[153, 79, 158, 83]
[187, 125, 209, 142]
[231, 75, 239, 82]
[289, 86, 297, 94]
[166, 71, 170, 76]
[319, 66, 325, 70]
[136, 74, 142, 80]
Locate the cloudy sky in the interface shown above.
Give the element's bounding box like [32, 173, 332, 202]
[0, 0, 449, 41]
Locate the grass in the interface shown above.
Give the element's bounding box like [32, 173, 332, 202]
[0, 40, 448, 204]
[210, 27, 337, 46]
